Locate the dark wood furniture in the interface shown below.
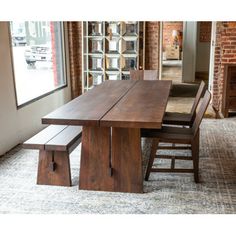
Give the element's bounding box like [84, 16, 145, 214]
[141, 90, 211, 183]
[163, 81, 206, 127]
[42, 80, 172, 193]
[23, 125, 82, 186]
[130, 70, 158, 80]
[222, 64, 236, 117]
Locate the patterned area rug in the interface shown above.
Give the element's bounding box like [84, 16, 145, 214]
[0, 118, 236, 214]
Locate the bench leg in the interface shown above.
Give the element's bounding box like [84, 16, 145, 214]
[37, 150, 71, 187]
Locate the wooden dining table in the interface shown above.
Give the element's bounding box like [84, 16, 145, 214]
[42, 79, 172, 193]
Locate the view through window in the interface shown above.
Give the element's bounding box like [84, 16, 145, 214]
[10, 21, 66, 106]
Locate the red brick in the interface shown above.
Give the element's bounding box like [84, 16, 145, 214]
[162, 22, 183, 50]
[212, 22, 236, 110]
[228, 59, 236, 62]
[222, 53, 235, 58]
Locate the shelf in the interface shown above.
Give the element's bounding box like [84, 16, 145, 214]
[83, 21, 145, 92]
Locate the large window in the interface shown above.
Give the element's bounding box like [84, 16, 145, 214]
[10, 21, 67, 107]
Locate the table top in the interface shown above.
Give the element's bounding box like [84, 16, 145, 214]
[101, 80, 171, 128]
[42, 80, 171, 129]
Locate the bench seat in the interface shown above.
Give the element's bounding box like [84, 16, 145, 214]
[23, 125, 82, 186]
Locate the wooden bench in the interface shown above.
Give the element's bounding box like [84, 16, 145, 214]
[23, 125, 82, 187]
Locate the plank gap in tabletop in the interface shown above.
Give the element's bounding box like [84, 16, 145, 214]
[98, 80, 138, 126]
[42, 80, 137, 126]
[100, 80, 172, 129]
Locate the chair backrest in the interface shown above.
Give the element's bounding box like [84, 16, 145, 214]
[190, 81, 206, 123]
[192, 90, 211, 136]
[130, 70, 158, 80]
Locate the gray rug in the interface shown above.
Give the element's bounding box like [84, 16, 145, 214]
[0, 118, 236, 214]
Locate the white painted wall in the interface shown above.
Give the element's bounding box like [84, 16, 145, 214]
[196, 22, 211, 72]
[182, 21, 197, 83]
[0, 22, 72, 155]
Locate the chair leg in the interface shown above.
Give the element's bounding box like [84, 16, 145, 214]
[191, 129, 200, 183]
[145, 138, 159, 181]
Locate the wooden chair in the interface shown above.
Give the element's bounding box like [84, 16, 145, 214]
[163, 81, 206, 127]
[141, 90, 211, 183]
[130, 70, 159, 80]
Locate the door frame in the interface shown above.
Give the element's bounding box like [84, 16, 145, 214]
[208, 21, 217, 92]
[182, 21, 197, 83]
[159, 21, 184, 82]
[159, 22, 163, 79]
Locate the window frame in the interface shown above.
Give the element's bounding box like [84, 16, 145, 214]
[9, 21, 68, 109]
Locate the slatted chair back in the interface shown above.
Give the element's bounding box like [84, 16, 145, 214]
[130, 70, 158, 80]
[190, 81, 206, 122]
[192, 90, 211, 136]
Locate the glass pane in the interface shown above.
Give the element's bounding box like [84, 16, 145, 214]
[10, 21, 66, 106]
[106, 72, 120, 80]
[83, 72, 88, 91]
[105, 22, 121, 36]
[105, 38, 120, 54]
[88, 22, 103, 36]
[88, 38, 103, 54]
[106, 55, 120, 71]
[121, 56, 137, 71]
[123, 22, 138, 36]
[88, 55, 103, 71]
[122, 37, 137, 54]
[90, 73, 103, 86]
[121, 73, 130, 80]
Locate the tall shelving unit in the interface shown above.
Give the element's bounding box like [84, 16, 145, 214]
[82, 21, 145, 93]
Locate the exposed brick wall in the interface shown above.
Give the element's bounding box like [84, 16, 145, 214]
[145, 21, 160, 71]
[213, 22, 236, 112]
[162, 22, 183, 50]
[199, 22, 211, 42]
[67, 21, 83, 98]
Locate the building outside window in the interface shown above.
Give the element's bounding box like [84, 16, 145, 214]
[10, 21, 66, 107]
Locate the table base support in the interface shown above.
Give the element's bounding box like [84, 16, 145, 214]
[112, 127, 143, 193]
[79, 127, 143, 193]
[79, 127, 114, 191]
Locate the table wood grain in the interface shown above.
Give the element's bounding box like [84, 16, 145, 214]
[42, 80, 137, 126]
[100, 80, 172, 128]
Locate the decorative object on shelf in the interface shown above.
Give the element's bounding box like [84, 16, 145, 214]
[83, 21, 145, 92]
[171, 29, 183, 51]
[172, 30, 179, 46]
